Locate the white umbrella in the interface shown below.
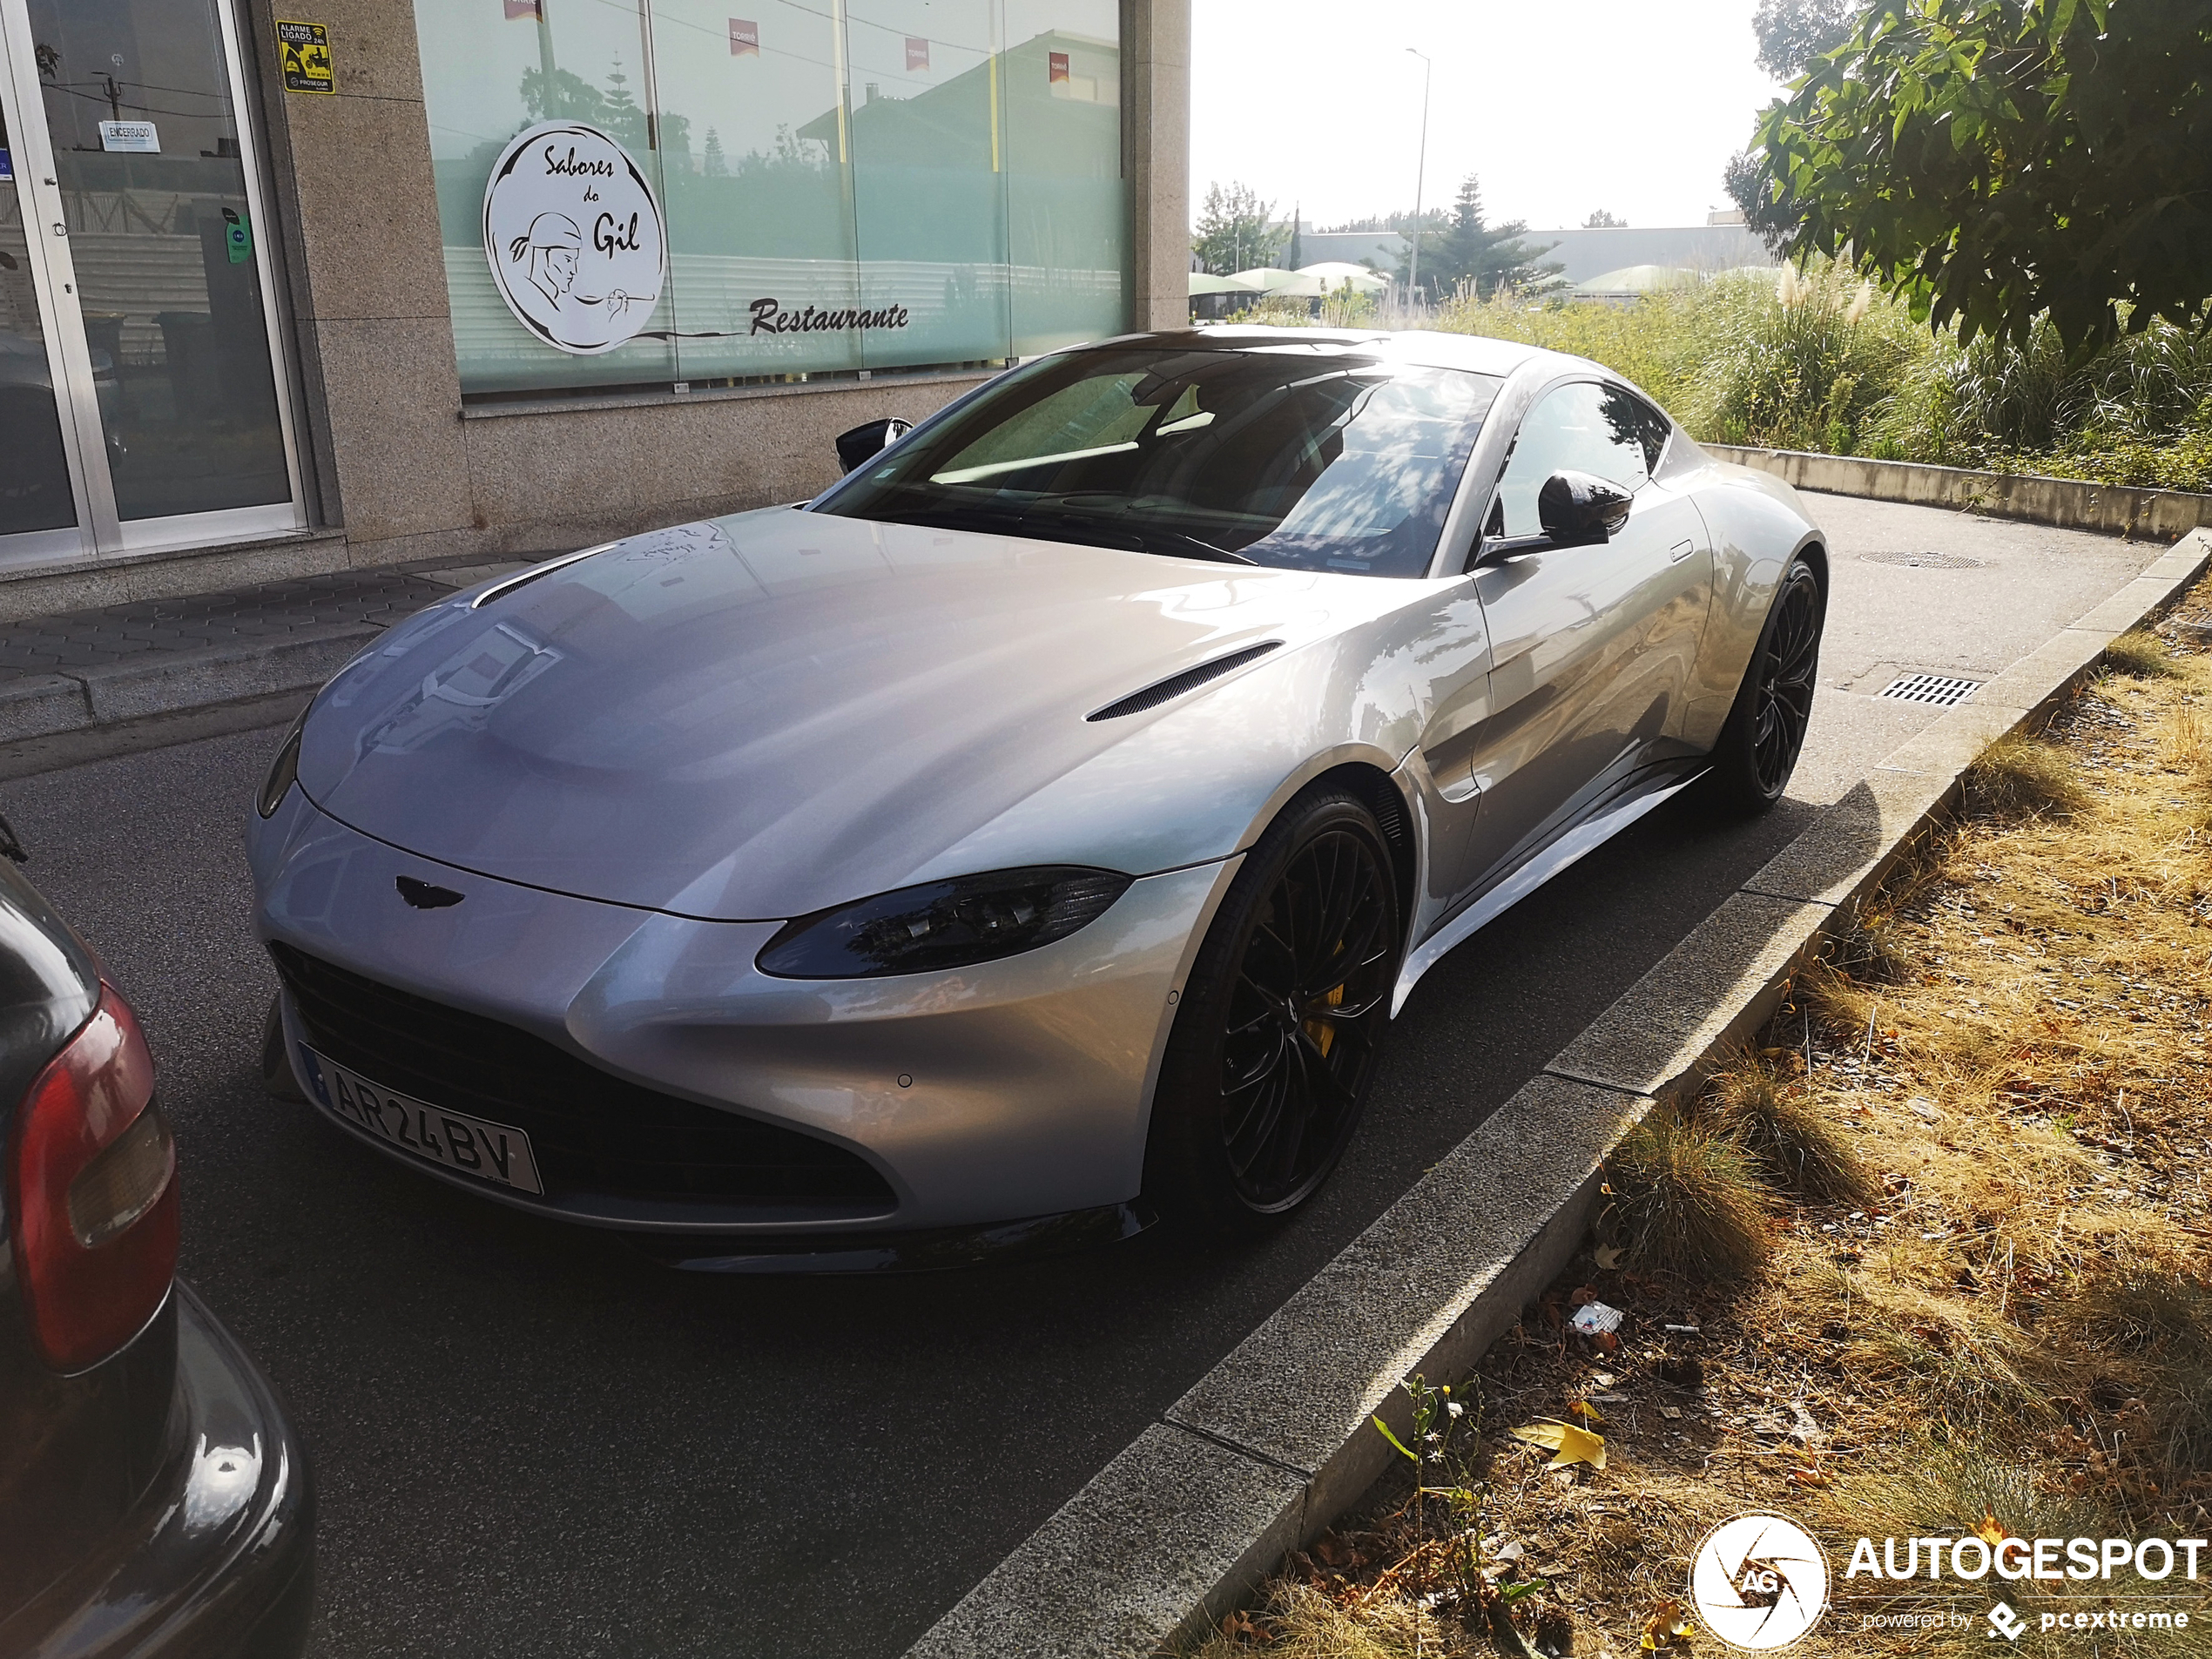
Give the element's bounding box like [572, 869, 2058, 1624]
[1189, 272, 1264, 296]
[1232, 266, 1327, 298]
[1574, 264, 1698, 296]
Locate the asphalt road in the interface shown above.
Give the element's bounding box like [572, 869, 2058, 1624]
[2, 496, 2161, 1657]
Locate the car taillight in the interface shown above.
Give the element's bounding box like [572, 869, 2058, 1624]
[7, 986, 177, 1372]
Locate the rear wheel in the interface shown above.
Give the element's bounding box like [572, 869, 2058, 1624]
[1705, 554, 1824, 814]
[1144, 789, 1402, 1232]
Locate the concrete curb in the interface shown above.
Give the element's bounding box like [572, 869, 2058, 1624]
[0, 622, 383, 745]
[1706, 445, 2212, 541]
[906, 526, 2212, 1659]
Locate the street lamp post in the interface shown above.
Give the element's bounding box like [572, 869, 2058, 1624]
[1406, 46, 1432, 322]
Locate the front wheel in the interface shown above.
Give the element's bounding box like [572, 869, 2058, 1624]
[1704, 554, 1824, 814]
[1143, 789, 1403, 1234]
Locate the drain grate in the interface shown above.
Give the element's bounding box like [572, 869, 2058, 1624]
[1860, 550, 1986, 570]
[1878, 673, 1982, 706]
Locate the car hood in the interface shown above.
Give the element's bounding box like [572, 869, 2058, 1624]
[298, 507, 1386, 919]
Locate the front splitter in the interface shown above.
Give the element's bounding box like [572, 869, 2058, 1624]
[622, 1200, 1155, 1273]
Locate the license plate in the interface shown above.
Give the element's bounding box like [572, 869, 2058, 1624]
[298, 1046, 543, 1195]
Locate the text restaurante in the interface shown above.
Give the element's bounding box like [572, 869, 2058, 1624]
[748, 298, 910, 334]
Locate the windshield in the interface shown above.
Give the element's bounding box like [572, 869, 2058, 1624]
[814, 346, 1502, 578]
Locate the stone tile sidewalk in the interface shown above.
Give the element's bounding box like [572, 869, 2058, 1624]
[0, 559, 528, 745]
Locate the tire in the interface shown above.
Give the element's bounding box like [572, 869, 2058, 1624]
[1704, 554, 1824, 815]
[262, 993, 306, 1103]
[1143, 789, 1403, 1234]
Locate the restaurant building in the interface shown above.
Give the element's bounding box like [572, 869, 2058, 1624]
[0, 0, 1188, 610]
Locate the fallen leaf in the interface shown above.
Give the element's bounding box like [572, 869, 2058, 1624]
[1595, 1245, 1627, 1269]
[1570, 1398, 1608, 1426]
[1510, 1419, 1608, 1470]
[1976, 1510, 2009, 1547]
[1640, 1598, 1694, 1651]
[1786, 1467, 1831, 1488]
[1571, 1284, 1599, 1305]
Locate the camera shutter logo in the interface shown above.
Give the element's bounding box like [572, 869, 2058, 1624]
[482, 122, 664, 355]
[1689, 1514, 1831, 1650]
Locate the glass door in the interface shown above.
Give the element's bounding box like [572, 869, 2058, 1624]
[0, 0, 303, 570]
[0, 76, 87, 556]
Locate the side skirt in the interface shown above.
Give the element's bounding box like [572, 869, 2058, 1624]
[1389, 762, 1709, 1015]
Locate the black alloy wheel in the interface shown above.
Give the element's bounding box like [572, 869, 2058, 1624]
[1147, 790, 1402, 1229]
[1707, 555, 1825, 814]
[1750, 563, 1823, 794]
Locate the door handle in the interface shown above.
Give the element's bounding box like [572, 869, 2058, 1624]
[1668, 538, 1695, 563]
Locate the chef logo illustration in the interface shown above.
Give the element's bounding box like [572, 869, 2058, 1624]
[482, 122, 664, 354]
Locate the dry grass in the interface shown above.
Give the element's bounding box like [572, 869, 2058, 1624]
[1602, 1109, 1775, 1279]
[1706, 1060, 1878, 1207]
[1190, 586, 2212, 1658]
[1964, 733, 2089, 819]
[2106, 629, 2181, 680]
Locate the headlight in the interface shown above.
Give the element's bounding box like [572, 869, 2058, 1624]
[757, 867, 1132, 980]
[257, 706, 307, 819]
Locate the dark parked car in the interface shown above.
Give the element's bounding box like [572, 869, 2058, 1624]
[0, 853, 312, 1656]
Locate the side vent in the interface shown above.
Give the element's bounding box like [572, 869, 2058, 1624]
[1086, 642, 1282, 722]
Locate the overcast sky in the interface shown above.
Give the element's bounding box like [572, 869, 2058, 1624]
[1189, 0, 1789, 233]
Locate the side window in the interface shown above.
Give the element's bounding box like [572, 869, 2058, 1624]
[1611, 388, 1673, 474]
[1488, 381, 1656, 537]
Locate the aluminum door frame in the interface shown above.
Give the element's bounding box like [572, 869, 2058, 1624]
[0, 4, 98, 567]
[0, 0, 307, 570]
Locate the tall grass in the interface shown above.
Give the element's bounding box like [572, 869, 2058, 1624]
[1416, 260, 2212, 492]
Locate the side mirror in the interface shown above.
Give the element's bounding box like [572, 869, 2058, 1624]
[835, 417, 912, 474]
[1536, 469, 1633, 548]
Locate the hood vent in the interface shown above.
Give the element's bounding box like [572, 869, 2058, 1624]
[469, 543, 614, 610]
[1087, 641, 1281, 722]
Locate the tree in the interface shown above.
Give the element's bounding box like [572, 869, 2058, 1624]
[1738, 0, 2212, 354]
[1192, 181, 1289, 276]
[1750, 0, 1863, 77]
[1583, 209, 1626, 228]
[1407, 176, 1562, 300]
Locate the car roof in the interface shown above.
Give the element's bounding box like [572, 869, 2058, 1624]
[1083, 325, 1568, 381]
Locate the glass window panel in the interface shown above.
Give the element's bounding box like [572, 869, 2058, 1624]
[27, 0, 289, 519]
[0, 97, 77, 535]
[413, 0, 1122, 395]
[1494, 381, 1652, 536]
[846, 0, 1008, 371]
[651, 0, 863, 381]
[1003, 0, 1121, 357]
[416, 0, 678, 394]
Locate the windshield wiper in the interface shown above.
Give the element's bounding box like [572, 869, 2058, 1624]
[841, 498, 1258, 565]
[1025, 498, 1258, 565]
[1130, 527, 1257, 565]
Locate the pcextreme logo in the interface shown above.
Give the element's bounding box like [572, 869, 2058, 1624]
[1689, 1514, 1831, 1649]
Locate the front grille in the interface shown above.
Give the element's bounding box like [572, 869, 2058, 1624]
[270, 942, 894, 1210]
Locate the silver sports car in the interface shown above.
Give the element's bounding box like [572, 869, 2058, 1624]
[248, 327, 1825, 1260]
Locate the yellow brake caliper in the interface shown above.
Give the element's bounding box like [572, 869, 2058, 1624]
[1304, 981, 1345, 1057]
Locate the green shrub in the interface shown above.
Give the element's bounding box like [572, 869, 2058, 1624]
[1418, 260, 2212, 490]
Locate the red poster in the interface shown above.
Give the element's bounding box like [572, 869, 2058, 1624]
[503, 0, 541, 19]
[905, 36, 928, 71]
[1048, 50, 1069, 83]
[729, 17, 759, 55]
